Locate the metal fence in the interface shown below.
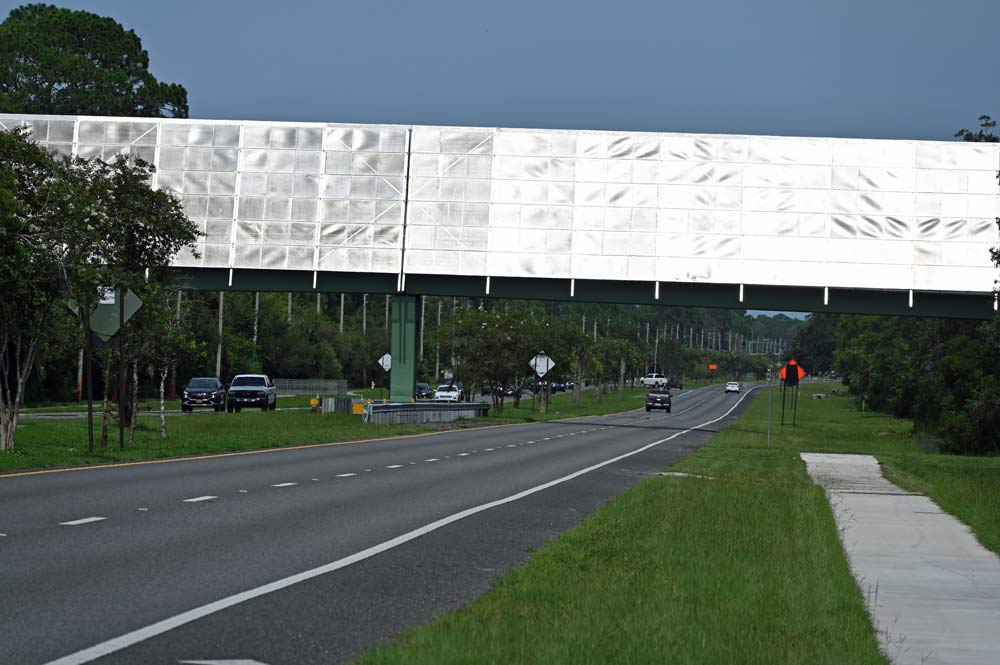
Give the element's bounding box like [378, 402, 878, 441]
[364, 401, 489, 425]
[274, 379, 348, 395]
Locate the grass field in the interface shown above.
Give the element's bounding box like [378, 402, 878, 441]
[356, 381, 1000, 664]
[0, 411, 431, 473]
[20, 393, 347, 414]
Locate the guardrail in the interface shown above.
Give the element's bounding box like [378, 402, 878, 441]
[274, 379, 348, 395]
[364, 401, 489, 425]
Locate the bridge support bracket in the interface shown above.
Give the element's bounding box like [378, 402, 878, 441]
[389, 295, 420, 403]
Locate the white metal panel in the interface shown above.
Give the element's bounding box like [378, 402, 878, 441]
[3, 113, 996, 293]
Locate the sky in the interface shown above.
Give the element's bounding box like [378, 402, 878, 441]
[4, 0, 997, 141]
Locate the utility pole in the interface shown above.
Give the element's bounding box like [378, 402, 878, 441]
[287, 292, 292, 323]
[420, 296, 426, 360]
[339, 294, 344, 333]
[362, 294, 367, 335]
[653, 327, 659, 371]
[316, 293, 321, 315]
[593, 319, 597, 342]
[385, 295, 390, 338]
[216, 291, 224, 379]
[583, 314, 586, 334]
[253, 292, 260, 345]
[435, 300, 442, 381]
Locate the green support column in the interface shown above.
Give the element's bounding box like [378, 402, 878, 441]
[389, 295, 419, 403]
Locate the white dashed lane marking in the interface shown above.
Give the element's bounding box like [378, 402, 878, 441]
[386, 465, 403, 469]
[335, 473, 357, 478]
[424, 458, 439, 462]
[457, 453, 470, 457]
[272, 483, 297, 488]
[182, 496, 217, 503]
[59, 517, 106, 526]
[484, 448, 495, 451]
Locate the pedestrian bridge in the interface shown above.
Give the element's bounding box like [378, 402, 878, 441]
[5, 113, 997, 399]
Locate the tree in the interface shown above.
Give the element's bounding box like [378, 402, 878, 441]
[955, 115, 999, 143]
[0, 128, 106, 449]
[0, 128, 197, 450]
[0, 4, 188, 117]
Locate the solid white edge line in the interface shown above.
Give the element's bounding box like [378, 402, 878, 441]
[59, 517, 106, 526]
[43, 387, 758, 665]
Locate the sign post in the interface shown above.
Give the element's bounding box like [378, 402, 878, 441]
[378, 353, 391, 401]
[779, 359, 807, 426]
[67, 288, 142, 452]
[529, 352, 555, 415]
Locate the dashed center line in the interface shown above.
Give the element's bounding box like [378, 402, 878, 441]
[182, 496, 217, 503]
[505, 444, 516, 448]
[335, 473, 357, 478]
[59, 517, 106, 526]
[386, 465, 403, 469]
[457, 453, 470, 457]
[424, 458, 439, 462]
[272, 483, 297, 488]
[484, 448, 495, 451]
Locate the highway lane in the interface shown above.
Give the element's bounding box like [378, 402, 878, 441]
[0, 384, 758, 665]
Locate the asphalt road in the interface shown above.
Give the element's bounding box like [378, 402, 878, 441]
[0, 384, 758, 665]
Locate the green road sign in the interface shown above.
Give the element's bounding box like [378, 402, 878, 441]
[67, 288, 143, 341]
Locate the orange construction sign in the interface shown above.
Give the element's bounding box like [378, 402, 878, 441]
[708, 363, 718, 371]
[779, 359, 808, 382]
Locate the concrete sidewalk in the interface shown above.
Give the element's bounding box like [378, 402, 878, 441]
[801, 453, 1000, 665]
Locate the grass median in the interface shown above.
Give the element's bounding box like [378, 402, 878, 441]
[0, 411, 432, 473]
[356, 383, 902, 664]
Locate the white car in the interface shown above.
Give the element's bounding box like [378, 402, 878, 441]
[434, 384, 462, 402]
[639, 373, 667, 387]
[725, 381, 741, 394]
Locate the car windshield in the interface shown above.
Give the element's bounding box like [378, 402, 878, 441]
[649, 389, 669, 396]
[232, 376, 266, 387]
[187, 378, 216, 389]
[437, 385, 456, 391]
[417, 383, 430, 390]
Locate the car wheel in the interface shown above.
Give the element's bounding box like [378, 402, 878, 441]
[666, 407, 671, 413]
[269, 398, 277, 411]
[226, 402, 233, 413]
[235, 406, 242, 413]
[645, 406, 651, 412]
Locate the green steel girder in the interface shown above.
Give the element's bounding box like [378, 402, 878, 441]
[166, 268, 996, 320]
[389, 295, 419, 403]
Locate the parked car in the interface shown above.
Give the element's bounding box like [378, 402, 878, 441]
[415, 383, 433, 399]
[227, 374, 277, 412]
[552, 382, 566, 393]
[645, 388, 672, 413]
[182, 377, 226, 412]
[725, 381, 741, 394]
[434, 384, 462, 402]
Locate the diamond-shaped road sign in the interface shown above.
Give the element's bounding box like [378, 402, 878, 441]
[378, 353, 391, 372]
[529, 352, 554, 378]
[67, 288, 142, 342]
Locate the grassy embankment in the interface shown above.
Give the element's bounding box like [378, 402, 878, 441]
[20, 393, 340, 414]
[1, 411, 431, 473]
[356, 382, 1000, 664]
[1, 385, 665, 473]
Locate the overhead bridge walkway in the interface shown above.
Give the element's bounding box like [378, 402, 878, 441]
[4, 113, 997, 400]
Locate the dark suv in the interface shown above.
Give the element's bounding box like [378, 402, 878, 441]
[182, 377, 226, 412]
[645, 388, 672, 413]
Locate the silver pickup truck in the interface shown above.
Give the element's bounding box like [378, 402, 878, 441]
[226, 374, 277, 412]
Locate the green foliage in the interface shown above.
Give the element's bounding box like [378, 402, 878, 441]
[954, 115, 999, 143]
[0, 127, 198, 449]
[0, 4, 188, 117]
